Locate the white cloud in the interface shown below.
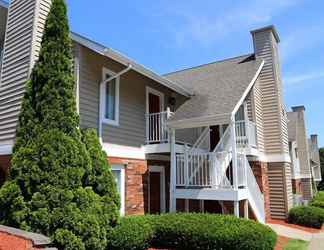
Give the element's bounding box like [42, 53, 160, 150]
[283, 71, 324, 85]
[148, 0, 302, 47]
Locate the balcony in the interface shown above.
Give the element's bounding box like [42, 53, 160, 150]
[235, 120, 257, 148]
[145, 110, 173, 144]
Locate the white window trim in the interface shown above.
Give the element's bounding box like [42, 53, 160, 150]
[149, 165, 166, 213]
[101, 67, 120, 126]
[112, 164, 126, 216]
[145, 86, 165, 114]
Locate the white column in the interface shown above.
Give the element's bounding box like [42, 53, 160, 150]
[234, 201, 240, 218]
[244, 199, 249, 219]
[231, 116, 238, 190]
[169, 128, 177, 212]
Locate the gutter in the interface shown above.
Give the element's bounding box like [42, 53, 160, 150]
[98, 64, 132, 143]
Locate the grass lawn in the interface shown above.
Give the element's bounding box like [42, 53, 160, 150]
[283, 239, 309, 250]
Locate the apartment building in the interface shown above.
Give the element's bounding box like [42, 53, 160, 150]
[0, 0, 321, 222]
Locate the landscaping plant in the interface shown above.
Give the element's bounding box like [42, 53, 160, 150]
[107, 213, 277, 250]
[288, 206, 324, 229]
[0, 0, 119, 249]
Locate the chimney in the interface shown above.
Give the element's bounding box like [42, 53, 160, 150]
[0, 0, 52, 144]
[311, 134, 318, 146]
[292, 106, 306, 113]
[250, 25, 289, 155]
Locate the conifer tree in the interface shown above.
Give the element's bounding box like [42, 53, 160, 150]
[0, 1, 119, 249]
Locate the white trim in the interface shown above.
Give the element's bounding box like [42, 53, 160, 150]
[111, 164, 126, 216]
[149, 165, 166, 213]
[0, 143, 13, 155]
[70, 32, 192, 97]
[146, 86, 165, 114]
[102, 143, 146, 160]
[175, 188, 249, 201]
[257, 152, 291, 163]
[232, 60, 265, 116]
[101, 67, 120, 126]
[74, 55, 80, 114]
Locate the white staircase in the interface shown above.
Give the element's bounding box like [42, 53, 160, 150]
[175, 122, 265, 223]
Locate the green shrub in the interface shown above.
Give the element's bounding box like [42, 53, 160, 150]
[288, 206, 324, 228]
[107, 213, 277, 250]
[0, 1, 119, 249]
[310, 191, 324, 209]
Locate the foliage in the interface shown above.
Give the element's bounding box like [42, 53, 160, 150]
[0, 1, 119, 249]
[317, 148, 324, 190]
[309, 191, 324, 209]
[283, 239, 308, 250]
[107, 213, 277, 250]
[288, 206, 324, 229]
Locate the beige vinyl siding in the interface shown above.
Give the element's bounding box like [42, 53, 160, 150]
[0, 0, 51, 144]
[0, 0, 36, 142]
[251, 78, 265, 152]
[253, 30, 288, 155]
[301, 178, 313, 201]
[78, 45, 192, 148]
[268, 163, 288, 219]
[284, 164, 293, 211]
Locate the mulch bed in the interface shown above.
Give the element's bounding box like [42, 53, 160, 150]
[274, 236, 291, 250]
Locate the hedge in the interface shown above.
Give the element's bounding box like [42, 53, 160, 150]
[309, 191, 324, 209]
[288, 206, 324, 228]
[107, 213, 277, 250]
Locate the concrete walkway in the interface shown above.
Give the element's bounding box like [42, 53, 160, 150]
[267, 223, 324, 250]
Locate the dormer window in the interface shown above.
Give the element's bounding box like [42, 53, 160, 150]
[101, 68, 120, 126]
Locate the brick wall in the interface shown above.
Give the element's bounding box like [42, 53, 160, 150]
[0, 225, 55, 250]
[0, 155, 11, 186]
[108, 157, 149, 215]
[249, 161, 271, 222]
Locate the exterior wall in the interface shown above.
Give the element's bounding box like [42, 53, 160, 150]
[291, 108, 311, 176]
[108, 156, 149, 215]
[267, 162, 293, 219]
[249, 161, 271, 221]
[0, 154, 10, 185]
[301, 178, 313, 201]
[250, 78, 265, 152]
[78, 45, 192, 148]
[0, 0, 51, 145]
[292, 179, 302, 194]
[251, 28, 289, 155]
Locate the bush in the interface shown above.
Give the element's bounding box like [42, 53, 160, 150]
[310, 191, 324, 209]
[288, 206, 324, 228]
[107, 213, 277, 250]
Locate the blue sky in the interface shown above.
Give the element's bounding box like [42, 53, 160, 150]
[66, 0, 324, 147]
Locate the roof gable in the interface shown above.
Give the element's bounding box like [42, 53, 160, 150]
[165, 54, 264, 127]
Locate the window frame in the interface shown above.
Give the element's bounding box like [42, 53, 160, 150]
[111, 164, 126, 216]
[100, 67, 120, 126]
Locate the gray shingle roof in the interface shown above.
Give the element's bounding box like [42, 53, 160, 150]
[287, 112, 298, 141]
[164, 54, 263, 124]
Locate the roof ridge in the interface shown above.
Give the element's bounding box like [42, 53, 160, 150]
[164, 53, 254, 76]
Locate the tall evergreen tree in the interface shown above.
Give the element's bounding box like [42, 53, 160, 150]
[0, 1, 119, 249]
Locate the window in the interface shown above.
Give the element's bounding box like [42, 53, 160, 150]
[101, 68, 119, 126]
[112, 164, 125, 215]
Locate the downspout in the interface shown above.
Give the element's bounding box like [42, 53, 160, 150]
[98, 64, 132, 143]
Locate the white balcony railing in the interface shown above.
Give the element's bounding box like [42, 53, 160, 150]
[235, 120, 257, 148]
[145, 110, 173, 144]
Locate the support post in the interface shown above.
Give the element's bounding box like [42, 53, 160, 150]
[234, 201, 240, 218]
[169, 128, 177, 212]
[244, 199, 249, 219]
[231, 116, 238, 190]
